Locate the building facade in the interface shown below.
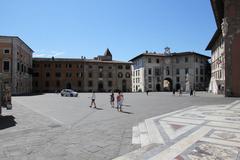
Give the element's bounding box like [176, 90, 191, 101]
[207, 30, 225, 94]
[206, 0, 240, 97]
[32, 49, 132, 92]
[0, 36, 33, 95]
[130, 49, 210, 92]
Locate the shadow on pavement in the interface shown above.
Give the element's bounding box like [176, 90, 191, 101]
[121, 111, 134, 114]
[94, 107, 104, 110]
[0, 115, 17, 130]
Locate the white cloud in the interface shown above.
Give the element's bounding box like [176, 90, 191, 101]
[33, 49, 65, 58]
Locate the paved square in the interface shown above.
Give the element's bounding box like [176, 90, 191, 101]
[0, 92, 239, 160]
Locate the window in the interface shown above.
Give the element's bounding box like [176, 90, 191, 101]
[45, 81, 49, 87]
[176, 68, 180, 75]
[108, 81, 112, 87]
[17, 63, 20, 71]
[108, 66, 112, 69]
[126, 65, 130, 69]
[55, 64, 61, 68]
[89, 65, 92, 69]
[148, 77, 152, 83]
[88, 81, 92, 87]
[148, 68, 152, 75]
[78, 81, 81, 87]
[3, 49, 10, 54]
[125, 72, 130, 78]
[46, 72, 50, 77]
[44, 64, 51, 68]
[56, 72, 61, 78]
[185, 68, 189, 74]
[200, 68, 204, 75]
[148, 58, 152, 63]
[88, 72, 92, 78]
[118, 65, 123, 69]
[176, 77, 180, 82]
[196, 57, 198, 62]
[66, 72, 72, 78]
[118, 72, 123, 78]
[108, 72, 112, 78]
[166, 67, 170, 75]
[155, 68, 160, 76]
[99, 72, 103, 78]
[33, 72, 39, 77]
[56, 80, 60, 87]
[176, 57, 180, 63]
[76, 73, 81, 78]
[34, 81, 38, 87]
[157, 77, 160, 82]
[66, 64, 72, 68]
[196, 76, 198, 82]
[200, 77, 204, 82]
[148, 84, 152, 88]
[185, 57, 188, 63]
[99, 66, 103, 71]
[24, 65, 26, 73]
[156, 59, 159, 63]
[21, 64, 24, 72]
[77, 64, 83, 68]
[3, 61, 10, 72]
[196, 68, 199, 75]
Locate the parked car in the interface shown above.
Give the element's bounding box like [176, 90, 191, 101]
[60, 89, 78, 97]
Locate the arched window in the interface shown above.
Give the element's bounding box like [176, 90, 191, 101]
[118, 72, 123, 78]
[125, 72, 130, 78]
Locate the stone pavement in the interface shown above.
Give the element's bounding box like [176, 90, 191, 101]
[0, 92, 239, 160]
[114, 100, 240, 160]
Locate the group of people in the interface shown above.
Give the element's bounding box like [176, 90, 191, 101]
[89, 91, 124, 112]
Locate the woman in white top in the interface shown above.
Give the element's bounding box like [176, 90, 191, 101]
[90, 91, 96, 108]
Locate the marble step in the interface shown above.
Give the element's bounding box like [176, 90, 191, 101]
[112, 143, 159, 160]
[132, 125, 141, 144]
[138, 122, 151, 147]
[145, 118, 164, 145]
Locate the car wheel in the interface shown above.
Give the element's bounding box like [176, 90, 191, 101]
[70, 94, 73, 97]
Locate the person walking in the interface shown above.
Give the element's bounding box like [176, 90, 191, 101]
[172, 88, 176, 95]
[116, 91, 124, 112]
[110, 92, 115, 108]
[89, 91, 96, 108]
[190, 89, 193, 96]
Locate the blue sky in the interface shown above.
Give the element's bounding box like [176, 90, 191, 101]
[0, 0, 216, 61]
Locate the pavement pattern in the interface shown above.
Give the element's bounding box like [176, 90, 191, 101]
[114, 100, 240, 160]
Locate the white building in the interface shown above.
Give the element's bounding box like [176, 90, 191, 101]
[207, 31, 225, 94]
[130, 48, 211, 92]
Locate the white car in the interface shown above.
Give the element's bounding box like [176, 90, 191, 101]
[60, 89, 78, 97]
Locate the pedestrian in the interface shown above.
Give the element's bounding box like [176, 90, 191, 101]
[89, 91, 96, 108]
[193, 90, 196, 96]
[146, 90, 149, 96]
[190, 89, 193, 96]
[110, 92, 115, 108]
[173, 88, 176, 95]
[116, 91, 124, 112]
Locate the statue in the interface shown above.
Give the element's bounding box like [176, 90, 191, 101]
[221, 18, 228, 38]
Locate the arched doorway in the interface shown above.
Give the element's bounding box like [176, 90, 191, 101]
[66, 83, 72, 89]
[176, 83, 181, 91]
[163, 78, 172, 91]
[122, 79, 127, 92]
[156, 84, 161, 92]
[98, 81, 104, 92]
